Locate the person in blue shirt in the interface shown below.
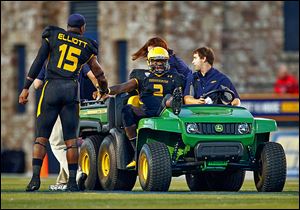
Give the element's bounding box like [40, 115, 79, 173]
[184, 47, 241, 106]
[131, 36, 192, 79]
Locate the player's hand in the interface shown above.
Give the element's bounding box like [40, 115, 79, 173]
[19, 89, 29, 105]
[92, 90, 101, 100]
[93, 91, 109, 101]
[96, 87, 111, 102]
[98, 93, 110, 102]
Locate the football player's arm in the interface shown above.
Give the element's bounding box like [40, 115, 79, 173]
[19, 39, 49, 105]
[108, 79, 138, 95]
[88, 56, 108, 95]
[33, 64, 46, 90]
[24, 39, 49, 89]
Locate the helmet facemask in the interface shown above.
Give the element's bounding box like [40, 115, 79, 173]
[149, 58, 170, 75]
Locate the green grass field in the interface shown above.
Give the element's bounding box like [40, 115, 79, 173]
[1, 175, 299, 209]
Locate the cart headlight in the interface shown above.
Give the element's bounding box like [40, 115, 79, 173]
[238, 123, 250, 134]
[186, 123, 200, 134]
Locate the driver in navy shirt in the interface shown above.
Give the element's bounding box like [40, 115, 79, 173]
[184, 47, 240, 106]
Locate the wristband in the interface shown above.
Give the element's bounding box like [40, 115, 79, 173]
[97, 86, 109, 95]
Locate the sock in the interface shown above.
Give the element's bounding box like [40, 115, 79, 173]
[68, 164, 78, 183]
[129, 138, 137, 162]
[32, 158, 43, 178]
[129, 137, 136, 152]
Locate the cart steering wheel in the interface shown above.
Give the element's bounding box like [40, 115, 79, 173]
[201, 88, 235, 105]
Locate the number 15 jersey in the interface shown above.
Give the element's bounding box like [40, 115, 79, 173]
[42, 26, 98, 80]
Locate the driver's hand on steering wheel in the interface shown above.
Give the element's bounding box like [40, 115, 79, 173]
[199, 97, 213, 104]
[199, 97, 206, 104]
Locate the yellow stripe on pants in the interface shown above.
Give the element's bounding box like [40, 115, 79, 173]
[37, 81, 49, 117]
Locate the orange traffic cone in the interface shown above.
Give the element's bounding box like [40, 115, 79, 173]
[40, 153, 49, 178]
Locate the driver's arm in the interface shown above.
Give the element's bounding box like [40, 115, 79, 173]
[184, 95, 205, 104]
[221, 78, 240, 106]
[108, 79, 138, 95]
[231, 98, 241, 106]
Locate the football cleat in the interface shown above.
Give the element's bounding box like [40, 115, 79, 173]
[77, 173, 87, 191]
[25, 176, 40, 192]
[49, 183, 67, 191]
[66, 180, 80, 192]
[172, 87, 183, 115]
[126, 160, 136, 169]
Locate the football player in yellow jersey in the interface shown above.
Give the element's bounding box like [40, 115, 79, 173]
[107, 47, 184, 168]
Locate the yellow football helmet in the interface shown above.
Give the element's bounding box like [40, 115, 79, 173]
[147, 47, 170, 75]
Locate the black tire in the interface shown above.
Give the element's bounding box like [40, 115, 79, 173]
[185, 173, 210, 191]
[98, 135, 137, 191]
[138, 142, 172, 191]
[205, 170, 245, 191]
[254, 142, 286, 192]
[78, 135, 103, 190]
[222, 170, 245, 191]
[186, 170, 245, 191]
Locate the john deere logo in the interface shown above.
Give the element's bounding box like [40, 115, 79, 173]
[215, 124, 223, 132]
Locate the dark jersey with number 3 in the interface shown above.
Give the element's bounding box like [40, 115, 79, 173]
[130, 69, 185, 115]
[42, 26, 98, 80]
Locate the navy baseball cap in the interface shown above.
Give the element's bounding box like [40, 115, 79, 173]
[68, 13, 86, 28]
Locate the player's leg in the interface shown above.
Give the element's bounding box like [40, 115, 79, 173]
[60, 102, 80, 191]
[161, 87, 183, 115]
[26, 95, 59, 191]
[157, 94, 172, 115]
[122, 105, 147, 168]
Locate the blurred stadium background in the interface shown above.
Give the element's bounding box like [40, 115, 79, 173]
[1, 1, 298, 178]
